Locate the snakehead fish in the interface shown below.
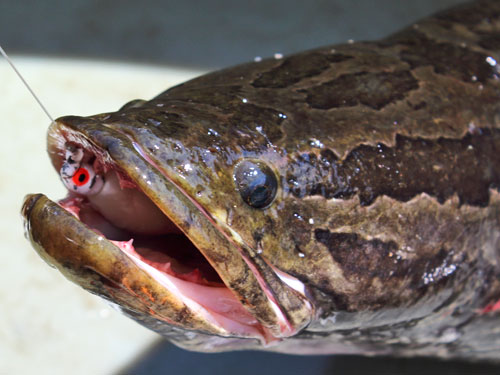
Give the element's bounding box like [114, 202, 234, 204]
[22, 0, 500, 361]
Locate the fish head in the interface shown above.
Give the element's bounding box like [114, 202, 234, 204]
[21, 85, 314, 351]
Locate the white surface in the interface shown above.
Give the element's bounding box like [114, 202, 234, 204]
[0, 56, 204, 375]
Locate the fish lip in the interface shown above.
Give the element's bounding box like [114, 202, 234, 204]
[37, 116, 312, 340]
[21, 193, 42, 221]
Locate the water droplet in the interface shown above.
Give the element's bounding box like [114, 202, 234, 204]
[278, 113, 287, 119]
[438, 328, 459, 343]
[293, 212, 304, 221]
[207, 128, 219, 136]
[471, 75, 478, 82]
[422, 261, 457, 285]
[254, 56, 262, 62]
[156, 103, 164, 107]
[298, 252, 305, 258]
[486, 56, 497, 67]
[274, 53, 283, 59]
[468, 122, 482, 134]
[148, 118, 162, 126]
[242, 98, 248, 103]
[308, 218, 315, 225]
[309, 138, 324, 148]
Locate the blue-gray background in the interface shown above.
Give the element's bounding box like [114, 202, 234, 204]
[2, 0, 499, 374]
[0, 0, 470, 68]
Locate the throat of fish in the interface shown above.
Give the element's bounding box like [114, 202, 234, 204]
[55, 141, 274, 340]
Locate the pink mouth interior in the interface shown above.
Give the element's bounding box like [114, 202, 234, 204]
[58, 174, 266, 337]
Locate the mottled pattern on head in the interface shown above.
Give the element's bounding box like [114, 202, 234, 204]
[23, 0, 500, 361]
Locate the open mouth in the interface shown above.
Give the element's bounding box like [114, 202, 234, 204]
[58, 190, 267, 337]
[22, 116, 313, 344]
[44, 129, 275, 340]
[61, 192, 224, 287]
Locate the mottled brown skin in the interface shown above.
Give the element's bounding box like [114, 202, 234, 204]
[23, 0, 500, 361]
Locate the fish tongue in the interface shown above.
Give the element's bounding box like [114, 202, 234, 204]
[134, 246, 195, 275]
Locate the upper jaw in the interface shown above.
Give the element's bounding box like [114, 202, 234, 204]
[28, 115, 313, 342]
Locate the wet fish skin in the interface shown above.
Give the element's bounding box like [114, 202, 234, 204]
[23, 0, 500, 360]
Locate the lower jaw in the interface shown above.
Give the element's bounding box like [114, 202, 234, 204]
[58, 193, 272, 339]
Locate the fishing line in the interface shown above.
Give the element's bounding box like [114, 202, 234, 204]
[0, 45, 54, 122]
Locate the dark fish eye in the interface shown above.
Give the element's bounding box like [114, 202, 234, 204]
[233, 160, 278, 209]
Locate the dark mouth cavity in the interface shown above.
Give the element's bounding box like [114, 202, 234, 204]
[61, 146, 224, 287]
[82, 200, 223, 284]
[80, 197, 223, 285]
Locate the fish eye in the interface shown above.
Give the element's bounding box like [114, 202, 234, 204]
[233, 159, 278, 209]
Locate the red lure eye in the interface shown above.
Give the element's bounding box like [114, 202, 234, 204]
[72, 168, 90, 186]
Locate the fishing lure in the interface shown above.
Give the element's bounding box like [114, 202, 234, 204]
[60, 146, 104, 195]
